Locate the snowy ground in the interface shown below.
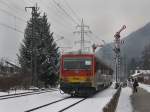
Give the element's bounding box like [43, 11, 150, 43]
[33, 86, 116, 112]
[64, 86, 116, 112]
[0, 86, 117, 112]
[116, 83, 150, 112]
[116, 87, 133, 112]
[0, 90, 69, 112]
[139, 83, 150, 93]
[0, 90, 32, 96]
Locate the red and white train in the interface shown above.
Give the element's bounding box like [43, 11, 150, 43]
[60, 52, 113, 96]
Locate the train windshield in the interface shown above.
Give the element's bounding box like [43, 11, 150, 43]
[63, 58, 92, 70]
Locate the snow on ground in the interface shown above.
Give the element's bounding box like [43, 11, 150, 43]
[34, 98, 84, 112]
[139, 83, 150, 93]
[0, 92, 9, 96]
[116, 87, 133, 112]
[61, 86, 116, 112]
[0, 90, 32, 96]
[0, 90, 69, 112]
[0, 86, 117, 112]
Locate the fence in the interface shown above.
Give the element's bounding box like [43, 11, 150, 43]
[103, 86, 121, 112]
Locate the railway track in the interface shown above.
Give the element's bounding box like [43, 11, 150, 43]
[24, 86, 109, 112]
[58, 98, 86, 112]
[24, 97, 71, 112]
[24, 96, 87, 112]
[0, 89, 57, 100]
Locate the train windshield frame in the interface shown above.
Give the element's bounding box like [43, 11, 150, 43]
[63, 57, 92, 70]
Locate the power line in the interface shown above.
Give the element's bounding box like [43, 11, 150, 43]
[0, 7, 26, 22]
[33, 0, 76, 40]
[2, 0, 28, 14]
[0, 0, 29, 19]
[0, 22, 24, 34]
[24, 0, 69, 42]
[0, 0, 71, 38]
[48, 0, 76, 28]
[52, 0, 79, 25]
[62, 0, 81, 23]
[34, 0, 75, 32]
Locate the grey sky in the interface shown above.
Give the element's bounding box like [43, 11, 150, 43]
[0, 0, 150, 63]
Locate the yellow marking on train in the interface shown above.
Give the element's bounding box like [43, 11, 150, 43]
[67, 76, 89, 83]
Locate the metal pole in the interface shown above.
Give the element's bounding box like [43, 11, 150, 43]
[25, 5, 38, 86]
[74, 19, 91, 53]
[114, 25, 126, 88]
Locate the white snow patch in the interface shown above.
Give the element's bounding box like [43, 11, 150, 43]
[116, 87, 133, 112]
[139, 83, 150, 93]
[64, 86, 116, 112]
[34, 98, 83, 112]
[0, 91, 68, 112]
[0, 87, 117, 112]
[0, 90, 32, 96]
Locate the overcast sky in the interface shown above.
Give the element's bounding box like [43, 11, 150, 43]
[0, 0, 150, 63]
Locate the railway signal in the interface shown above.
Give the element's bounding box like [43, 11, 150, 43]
[114, 25, 126, 88]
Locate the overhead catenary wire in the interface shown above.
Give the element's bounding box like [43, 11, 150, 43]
[2, 0, 28, 14]
[28, 1, 69, 40]
[25, 0, 79, 36]
[29, 0, 76, 41]
[0, 1, 66, 39]
[31, 0, 75, 34]
[0, 8, 26, 34]
[0, 0, 100, 46]
[0, 0, 30, 18]
[0, 22, 24, 34]
[55, 0, 103, 44]
[62, 0, 81, 23]
[45, 4, 74, 31]
[51, 0, 102, 46]
[48, 0, 76, 28]
[38, 0, 102, 48]
[52, 0, 79, 25]
[0, 8, 26, 22]
[87, 31, 105, 44]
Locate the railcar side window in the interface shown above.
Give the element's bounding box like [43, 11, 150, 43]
[63, 58, 92, 70]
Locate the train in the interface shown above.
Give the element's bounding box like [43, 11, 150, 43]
[59, 52, 113, 96]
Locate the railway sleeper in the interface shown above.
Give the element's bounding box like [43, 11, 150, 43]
[62, 87, 96, 97]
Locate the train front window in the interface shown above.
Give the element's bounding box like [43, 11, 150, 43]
[63, 58, 92, 70]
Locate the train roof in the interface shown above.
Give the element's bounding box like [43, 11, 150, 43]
[62, 53, 94, 57]
[62, 50, 95, 56]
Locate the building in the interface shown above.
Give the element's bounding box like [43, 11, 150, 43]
[132, 70, 150, 84]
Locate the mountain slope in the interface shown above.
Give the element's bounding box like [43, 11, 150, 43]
[97, 22, 150, 64]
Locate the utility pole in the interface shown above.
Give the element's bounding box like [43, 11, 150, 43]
[114, 25, 126, 88]
[74, 19, 91, 52]
[25, 4, 39, 87]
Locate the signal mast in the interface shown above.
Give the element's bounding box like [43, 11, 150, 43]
[114, 25, 126, 88]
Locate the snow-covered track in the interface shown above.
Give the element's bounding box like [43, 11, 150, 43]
[24, 96, 71, 112]
[58, 98, 86, 112]
[0, 90, 56, 100]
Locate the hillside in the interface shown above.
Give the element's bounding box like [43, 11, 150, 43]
[97, 23, 150, 65]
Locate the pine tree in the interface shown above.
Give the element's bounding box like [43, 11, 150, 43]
[38, 13, 59, 87]
[18, 7, 59, 87]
